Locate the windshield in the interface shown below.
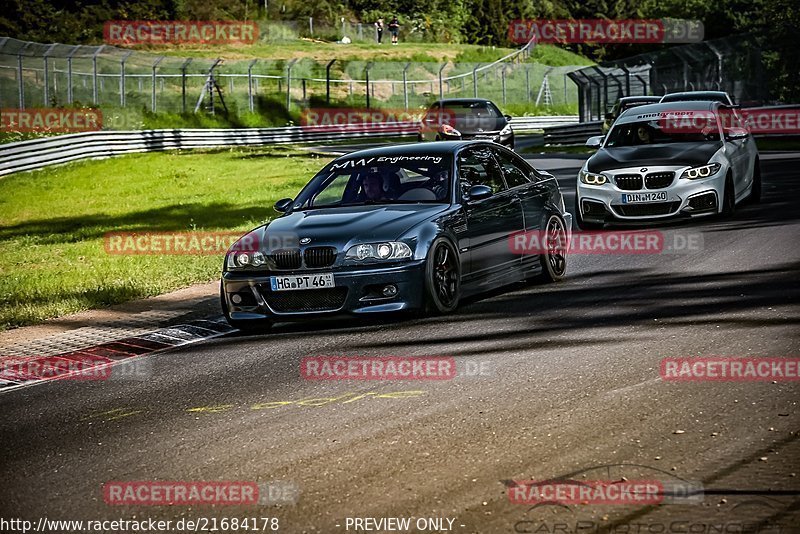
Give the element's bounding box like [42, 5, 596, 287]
[296, 155, 452, 209]
[605, 117, 721, 147]
[443, 101, 502, 119]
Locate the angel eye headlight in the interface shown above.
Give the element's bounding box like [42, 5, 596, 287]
[346, 242, 413, 262]
[681, 163, 721, 180]
[579, 170, 608, 185]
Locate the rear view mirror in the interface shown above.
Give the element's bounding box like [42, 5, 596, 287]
[585, 135, 604, 148]
[466, 184, 493, 202]
[274, 198, 293, 213]
[725, 127, 749, 141]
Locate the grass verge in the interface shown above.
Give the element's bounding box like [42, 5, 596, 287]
[0, 146, 328, 330]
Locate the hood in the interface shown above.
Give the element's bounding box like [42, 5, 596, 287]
[587, 141, 722, 173]
[249, 204, 448, 251]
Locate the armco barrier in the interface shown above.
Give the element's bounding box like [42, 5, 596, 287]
[0, 115, 579, 176]
[543, 120, 603, 146]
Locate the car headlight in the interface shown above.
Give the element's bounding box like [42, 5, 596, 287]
[500, 124, 512, 136]
[226, 251, 266, 269]
[681, 163, 722, 180]
[345, 242, 412, 261]
[579, 170, 608, 185]
[441, 124, 461, 136]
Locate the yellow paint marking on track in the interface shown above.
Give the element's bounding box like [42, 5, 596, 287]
[186, 404, 235, 414]
[80, 408, 141, 421]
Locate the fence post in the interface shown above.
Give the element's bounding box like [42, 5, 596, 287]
[120, 51, 133, 107]
[365, 62, 372, 109]
[151, 56, 164, 112]
[403, 62, 410, 110]
[42, 44, 56, 106]
[473, 64, 479, 98]
[309, 17, 313, 36]
[286, 58, 297, 111]
[180, 58, 193, 113]
[66, 47, 77, 105]
[247, 59, 257, 112]
[92, 45, 104, 106]
[326, 59, 336, 104]
[17, 54, 24, 109]
[525, 66, 530, 102]
[501, 67, 507, 105]
[438, 63, 446, 101]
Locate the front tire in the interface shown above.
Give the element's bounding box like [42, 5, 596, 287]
[423, 238, 460, 314]
[539, 214, 568, 282]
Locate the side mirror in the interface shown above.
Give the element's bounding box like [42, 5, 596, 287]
[585, 135, 604, 148]
[604, 112, 614, 121]
[274, 198, 293, 213]
[725, 128, 749, 141]
[504, 114, 513, 121]
[466, 184, 493, 202]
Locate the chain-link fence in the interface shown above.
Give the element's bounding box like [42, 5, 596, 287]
[0, 36, 585, 130]
[569, 35, 771, 122]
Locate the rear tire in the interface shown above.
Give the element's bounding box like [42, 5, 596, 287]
[539, 214, 568, 283]
[423, 238, 461, 315]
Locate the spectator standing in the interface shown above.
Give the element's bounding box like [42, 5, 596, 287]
[375, 18, 384, 44]
[388, 16, 400, 45]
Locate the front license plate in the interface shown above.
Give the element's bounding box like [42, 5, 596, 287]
[270, 274, 334, 291]
[621, 191, 668, 204]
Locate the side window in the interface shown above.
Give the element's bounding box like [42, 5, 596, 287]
[494, 149, 531, 189]
[457, 147, 507, 196]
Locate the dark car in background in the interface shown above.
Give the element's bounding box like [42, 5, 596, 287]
[221, 141, 571, 331]
[602, 96, 662, 133]
[660, 91, 735, 106]
[418, 98, 515, 149]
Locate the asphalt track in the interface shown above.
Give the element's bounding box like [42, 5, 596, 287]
[1, 147, 799, 533]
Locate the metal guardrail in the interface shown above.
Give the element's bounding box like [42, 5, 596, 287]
[543, 120, 603, 145]
[0, 125, 420, 176]
[0, 115, 579, 176]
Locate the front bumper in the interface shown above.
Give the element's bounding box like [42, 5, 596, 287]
[577, 166, 724, 224]
[222, 260, 426, 321]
